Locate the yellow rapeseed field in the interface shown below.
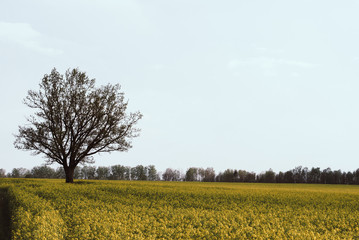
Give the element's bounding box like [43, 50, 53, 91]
[0, 178, 359, 239]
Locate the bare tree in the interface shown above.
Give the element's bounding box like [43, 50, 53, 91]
[14, 68, 142, 183]
[162, 168, 181, 181]
[203, 167, 216, 182]
[0, 169, 6, 178]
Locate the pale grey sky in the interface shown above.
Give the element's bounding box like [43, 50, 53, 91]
[1, 0, 359, 174]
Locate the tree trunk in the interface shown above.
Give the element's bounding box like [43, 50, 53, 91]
[64, 166, 75, 183]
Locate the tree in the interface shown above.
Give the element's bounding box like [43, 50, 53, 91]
[354, 169, 359, 184]
[96, 166, 110, 180]
[55, 167, 66, 179]
[237, 170, 247, 182]
[10, 168, 29, 178]
[162, 168, 181, 181]
[81, 166, 97, 179]
[147, 165, 159, 181]
[233, 170, 239, 182]
[131, 165, 147, 180]
[276, 171, 285, 183]
[0, 169, 6, 178]
[110, 165, 130, 180]
[198, 168, 205, 181]
[31, 166, 56, 178]
[333, 170, 342, 184]
[203, 167, 215, 182]
[185, 167, 198, 181]
[292, 166, 303, 183]
[14, 68, 142, 183]
[307, 167, 321, 184]
[222, 169, 235, 182]
[321, 168, 333, 184]
[284, 170, 294, 183]
[346, 171, 355, 184]
[242, 171, 256, 182]
[258, 169, 276, 183]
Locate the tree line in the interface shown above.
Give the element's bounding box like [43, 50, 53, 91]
[0, 165, 159, 181]
[2, 165, 359, 185]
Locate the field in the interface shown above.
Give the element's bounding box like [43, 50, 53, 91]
[0, 179, 359, 239]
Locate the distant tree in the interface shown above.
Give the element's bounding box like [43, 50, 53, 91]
[131, 165, 148, 180]
[81, 166, 97, 179]
[0, 169, 6, 178]
[31, 166, 56, 178]
[198, 168, 206, 181]
[162, 168, 181, 181]
[147, 165, 159, 181]
[96, 166, 110, 180]
[293, 166, 307, 183]
[74, 167, 82, 179]
[55, 167, 66, 178]
[110, 165, 130, 180]
[14, 68, 142, 183]
[185, 167, 198, 181]
[11, 168, 29, 178]
[354, 169, 359, 184]
[333, 170, 342, 184]
[321, 168, 333, 184]
[202, 167, 216, 182]
[222, 169, 235, 182]
[244, 172, 256, 182]
[340, 171, 348, 184]
[162, 169, 170, 181]
[284, 170, 294, 183]
[215, 172, 221, 182]
[263, 169, 276, 183]
[307, 167, 321, 184]
[276, 171, 285, 183]
[233, 170, 239, 182]
[237, 170, 247, 182]
[123, 166, 131, 180]
[346, 171, 355, 184]
[173, 169, 182, 181]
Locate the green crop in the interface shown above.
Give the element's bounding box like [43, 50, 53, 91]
[1, 179, 359, 239]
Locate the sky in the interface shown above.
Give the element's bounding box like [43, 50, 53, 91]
[1, 0, 359, 174]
